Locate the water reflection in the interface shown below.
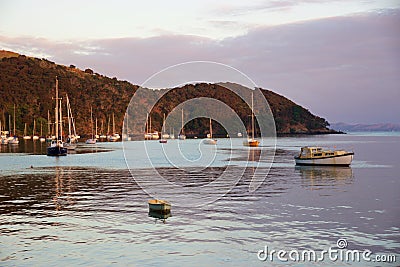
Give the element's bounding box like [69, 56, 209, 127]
[148, 210, 172, 223]
[295, 166, 354, 189]
[53, 168, 78, 212]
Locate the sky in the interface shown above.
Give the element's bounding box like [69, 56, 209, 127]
[1, 0, 399, 124]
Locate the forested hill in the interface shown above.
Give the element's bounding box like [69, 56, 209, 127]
[0, 50, 336, 137]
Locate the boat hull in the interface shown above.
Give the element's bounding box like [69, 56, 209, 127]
[243, 140, 259, 147]
[295, 153, 354, 166]
[47, 146, 67, 156]
[203, 138, 217, 145]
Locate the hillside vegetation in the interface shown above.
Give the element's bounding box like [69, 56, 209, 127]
[0, 51, 335, 137]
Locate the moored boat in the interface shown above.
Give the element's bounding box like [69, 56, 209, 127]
[295, 147, 354, 166]
[243, 92, 259, 147]
[159, 113, 168, 143]
[148, 199, 171, 212]
[47, 77, 68, 156]
[178, 108, 186, 140]
[203, 118, 217, 145]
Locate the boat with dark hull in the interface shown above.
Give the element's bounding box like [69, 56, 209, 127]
[47, 77, 68, 156]
[47, 140, 67, 156]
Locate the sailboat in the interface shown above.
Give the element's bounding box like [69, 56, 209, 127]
[39, 122, 46, 142]
[47, 77, 67, 156]
[86, 107, 97, 144]
[108, 113, 120, 142]
[0, 118, 9, 145]
[178, 108, 186, 140]
[9, 105, 19, 145]
[46, 110, 53, 142]
[99, 119, 107, 139]
[203, 118, 217, 145]
[23, 123, 31, 140]
[243, 92, 259, 147]
[159, 113, 168, 143]
[64, 94, 78, 149]
[144, 114, 159, 140]
[32, 119, 39, 140]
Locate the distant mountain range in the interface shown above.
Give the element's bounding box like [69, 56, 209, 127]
[0, 50, 338, 137]
[331, 122, 400, 132]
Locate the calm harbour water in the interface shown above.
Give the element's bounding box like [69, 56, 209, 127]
[0, 133, 399, 266]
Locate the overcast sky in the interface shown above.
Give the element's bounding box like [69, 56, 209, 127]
[1, 0, 399, 124]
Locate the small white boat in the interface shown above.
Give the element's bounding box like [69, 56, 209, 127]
[148, 199, 171, 212]
[9, 136, 19, 145]
[86, 107, 97, 144]
[85, 138, 97, 144]
[159, 113, 168, 143]
[295, 147, 354, 166]
[243, 92, 259, 147]
[203, 118, 217, 145]
[23, 123, 31, 140]
[178, 108, 186, 140]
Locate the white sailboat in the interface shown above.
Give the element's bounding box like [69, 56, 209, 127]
[159, 113, 168, 143]
[243, 92, 259, 147]
[99, 119, 107, 139]
[64, 94, 78, 149]
[23, 123, 31, 140]
[32, 119, 39, 140]
[39, 122, 46, 142]
[86, 106, 97, 144]
[9, 105, 19, 145]
[0, 119, 9, 145]
[203, 118, 217, 145]
[178, 108, 186, 140]
[108, 113, 120, 142]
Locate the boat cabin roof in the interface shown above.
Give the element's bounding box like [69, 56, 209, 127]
[301, 146, 322, 151]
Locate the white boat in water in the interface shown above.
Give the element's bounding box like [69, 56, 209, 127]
[86, 107, 97, 144]
[178, 108, 186, 140]
[107, 113, 120, 142]
[243, 92, 259, 147]
[64, 94, 78, 150]
[295, 147, 354, 166]
[9, 105, 19, 145]
[203, 118, 217, 145]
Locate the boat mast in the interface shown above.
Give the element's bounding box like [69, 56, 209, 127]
[66, 94, 72, 138]
[181, 108, 184, 135]
[251, 92, 254, 140]
[47, 110, 51, 136]
[162, 113, 166, 135]
[13, 104, 16, 136]
[55, 77, 59, 141]
[107, 116, 110, 135]
[59, 97, 63, 140]
[112, 113, 115, 134]
[210, 118, 212, 139]
[33, 119, 36, 136]
[90, 106, 94, 139]
[8, 115, 11, 136]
